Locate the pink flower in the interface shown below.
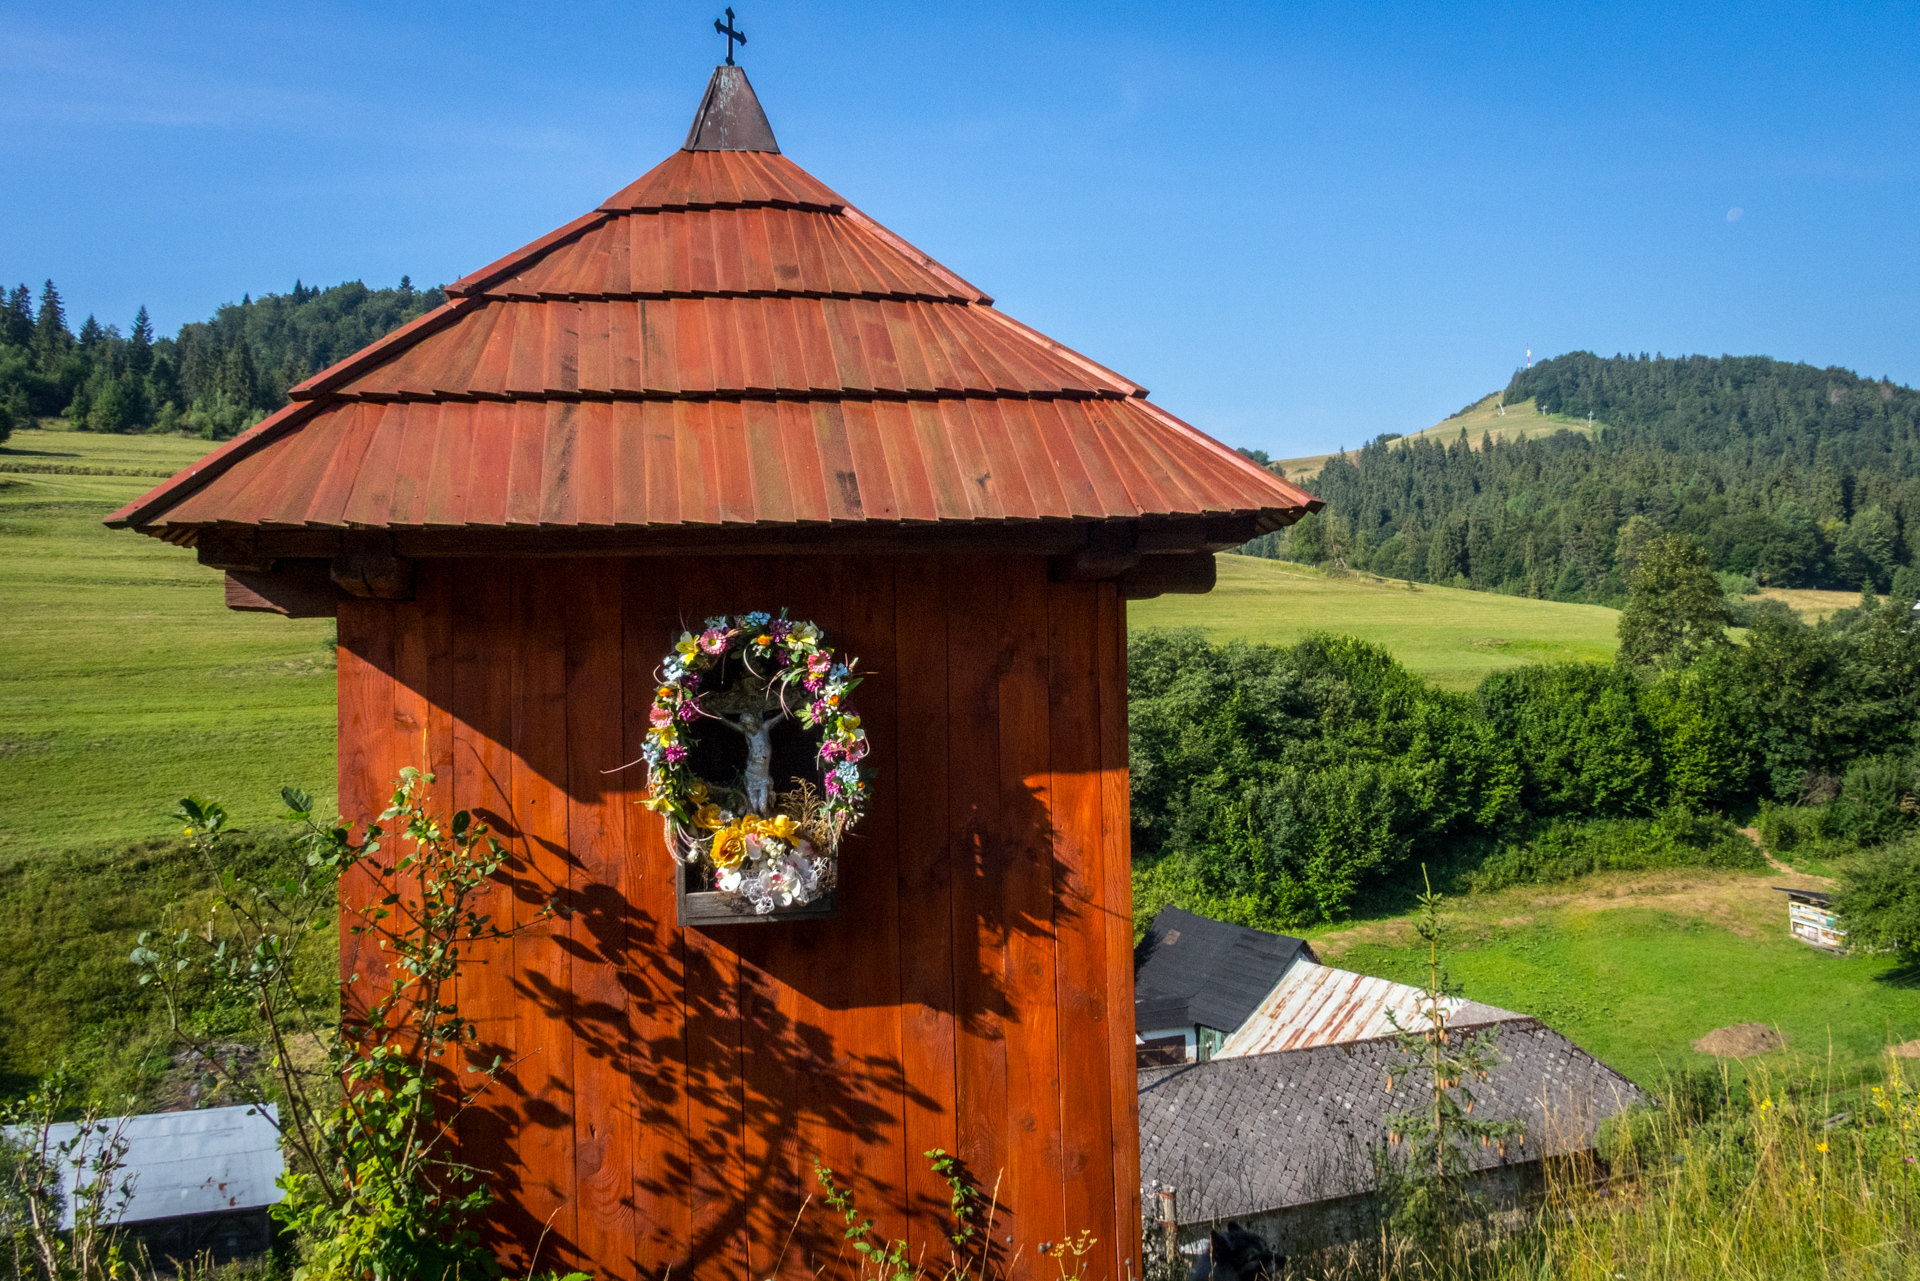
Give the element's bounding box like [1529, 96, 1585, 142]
[664, 744, 688, 763]
[678, 704, 699, 722]
[650, 707, 675, 727]
[699, 629, 728, 654]
[824, 777, 843, 797]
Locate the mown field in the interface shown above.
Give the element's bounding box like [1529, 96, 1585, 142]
[0, 427, 337, 856]
[1271, 393, 1599, 482]
[1307, 865, 1915, 1090]
[1132, 553, 1620, 689]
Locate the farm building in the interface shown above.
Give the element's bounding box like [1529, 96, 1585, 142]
[1138, 1020, 1641, 1258]
[1134, 907, 1516, 1066]
[107, 57, 1318, 1281]
[13, 1104, 284, 1267]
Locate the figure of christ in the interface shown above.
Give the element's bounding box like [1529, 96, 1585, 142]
[709, 674, 789, 815]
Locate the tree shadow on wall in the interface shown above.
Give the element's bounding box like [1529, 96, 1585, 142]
[454, 768, 1084, 1281]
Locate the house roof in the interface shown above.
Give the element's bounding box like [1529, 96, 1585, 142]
[1138, 1022, 1642, 1223]
[106, 66, 1317, 545]
[1134, 907, 1315, 1034]
[11, 1104, 284, 1229]
[1217, 961, 1518, 1057]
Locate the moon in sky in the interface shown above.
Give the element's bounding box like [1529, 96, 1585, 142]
[1726, 207, 1745, 222]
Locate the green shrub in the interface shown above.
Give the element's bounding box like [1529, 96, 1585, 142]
[1836, 836, 1920, 953]
[1464, 808, 1762, 894]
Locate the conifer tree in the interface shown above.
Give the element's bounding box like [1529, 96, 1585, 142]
[128, 306, 153, 374]
[1, 285, 31, 349]
[32, 280, 69, 371]
[1379, 867, 1524, 1248]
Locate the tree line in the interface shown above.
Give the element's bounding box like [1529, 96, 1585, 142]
[1130, 535, 1920, 928]
[1251, 351, 1920, 601]
[0, 275, 444, 444]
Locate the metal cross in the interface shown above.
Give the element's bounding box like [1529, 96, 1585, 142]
[714, 8, 747, 65]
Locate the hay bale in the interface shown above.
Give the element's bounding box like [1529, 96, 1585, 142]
[1693, 1023, 1788, 1057]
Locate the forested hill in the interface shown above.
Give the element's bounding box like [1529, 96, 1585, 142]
[0, 277, 442, 442]
[1258, 352, 1920, 603]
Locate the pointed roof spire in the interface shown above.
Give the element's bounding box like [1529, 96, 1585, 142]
[683, 65, 779, 153]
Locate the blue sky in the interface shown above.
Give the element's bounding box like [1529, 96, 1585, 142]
[2, 1, 1915, 458]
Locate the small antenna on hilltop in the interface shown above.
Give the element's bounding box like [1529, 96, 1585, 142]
[1525, 343, 1532, 369]
[715, 7, 747, 65]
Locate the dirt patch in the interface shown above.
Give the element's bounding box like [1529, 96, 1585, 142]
[1889, 1040, 1920, 1059]
[1694, 1023, 1789, 1057]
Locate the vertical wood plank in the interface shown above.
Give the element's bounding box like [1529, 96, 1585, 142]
[565, 559, 637, 1278]
[622, 559, 694, 1272]
[782, 558, 908, 1272]
[448, 563, 523, 1262]
[946, 558, 1009, 1272]
[1097, 583, 1142, 1279]
[669, 564, 750, 1281]
[998, 557, 1064, 1280]
[1046, 580, 1119, 1281]
[335, 599, 396, 1026]
[895, 557, 959, 1266]
[509, 563, 578, 1271]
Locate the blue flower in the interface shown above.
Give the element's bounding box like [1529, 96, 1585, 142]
[742, 611, 771, 627]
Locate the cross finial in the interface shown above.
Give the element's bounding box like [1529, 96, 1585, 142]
[714, 7, 747, 66]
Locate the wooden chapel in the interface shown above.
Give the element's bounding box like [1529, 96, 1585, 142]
[108, 61, 1318, 1281]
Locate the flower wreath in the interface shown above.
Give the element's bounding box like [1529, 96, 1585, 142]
[640, 611, 868, 914]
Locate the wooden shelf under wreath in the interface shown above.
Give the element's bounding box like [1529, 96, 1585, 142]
[676, 859, 838, 927]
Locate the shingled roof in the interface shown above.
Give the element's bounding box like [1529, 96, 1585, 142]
[1134, 908, 1316, 1033]
[1138, 1021, 1642, 1222]
[106, 65, 1317, 553]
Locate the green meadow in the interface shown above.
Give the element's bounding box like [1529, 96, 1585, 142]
[1132, 552, 1620, 689]
[0, 427, 337, 857]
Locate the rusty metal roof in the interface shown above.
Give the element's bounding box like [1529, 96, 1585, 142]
[108, 67, 1315, 540]
[1215, 962, 1518, 1058]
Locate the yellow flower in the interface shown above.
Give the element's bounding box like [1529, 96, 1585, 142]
[760, 814, 798, 840]
[710, 825, 747, 869]
[694, 804, 728, 831]
[1815, 1142, 1829, 1153]
[675, 632, 700, 660]
[690, 780, 710, 803]
[839, 714, 861, 731]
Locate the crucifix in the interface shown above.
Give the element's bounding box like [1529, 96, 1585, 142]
[707, 673, 787, 814]
[714, 8, 747, 66]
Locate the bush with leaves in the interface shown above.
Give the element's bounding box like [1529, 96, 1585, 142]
[132, 770, 543, 1281]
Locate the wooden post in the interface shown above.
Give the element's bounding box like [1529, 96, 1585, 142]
[1157, 1189, 1179, 1263]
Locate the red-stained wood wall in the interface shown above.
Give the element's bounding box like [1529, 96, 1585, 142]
[335, 553, 1140, 1281]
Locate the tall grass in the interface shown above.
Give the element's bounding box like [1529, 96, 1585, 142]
[1295, 1056, 1920, 1280]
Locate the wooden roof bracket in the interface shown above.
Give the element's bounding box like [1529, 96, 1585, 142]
[225, 562, 341, 618]
[1116, 552, 1216, 600]
[331, 534, 415, 600]
[1049, 523, 1141, 582]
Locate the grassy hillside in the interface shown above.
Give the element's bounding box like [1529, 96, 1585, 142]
[1272, 394, 1598, 482]
[1311, 866, 1914, 1090]
[1131, 553, 1620, 688]
[0, 427, 336, 857]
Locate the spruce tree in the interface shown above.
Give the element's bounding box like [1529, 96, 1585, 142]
[32, 280, 70, 372]
[1, 285, 31, 349]
[129, 306, 153, 374]
[1379, 867, 1524, 1250]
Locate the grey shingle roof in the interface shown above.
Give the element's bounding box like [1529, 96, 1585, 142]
[1138, 1019, 1642, 1222]
[1134, 907, 1314, 1033]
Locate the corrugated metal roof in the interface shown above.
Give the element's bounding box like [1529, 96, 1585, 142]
[13, 1104, 283, 1228]
[107, 68, 1316, 540]
[1133, 908, 1314, 1035]
[1216, 962, 1518, 1057]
